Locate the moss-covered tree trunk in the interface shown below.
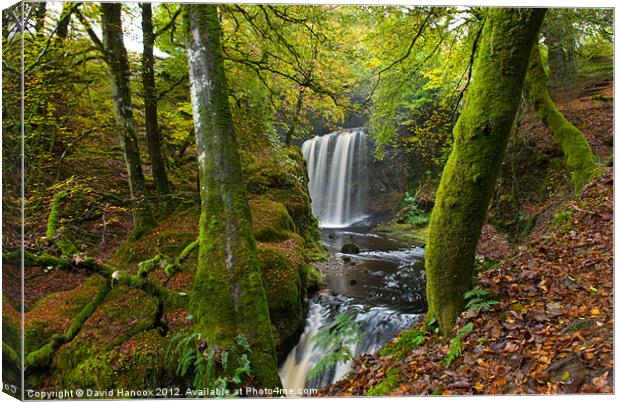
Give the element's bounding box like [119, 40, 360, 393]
[101, 3, 155, 236]
[141, 3, 171, 197]
[526, 44, 599, 191]
[184, 4, 282, 390]
[425, 8, 546, 335]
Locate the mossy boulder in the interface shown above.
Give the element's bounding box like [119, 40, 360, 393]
[50, 286, 169, 391]
[25, 276, 104, 356]
[249, 196, 296, 242]
[244, 146, 321, 249]
[258, 239, 322, 359]
[111, 207, 200, 270]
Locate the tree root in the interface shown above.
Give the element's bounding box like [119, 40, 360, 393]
[3, 341, 21, 372]
[25, 281, 110, 372]
[5, 196, 198, 374]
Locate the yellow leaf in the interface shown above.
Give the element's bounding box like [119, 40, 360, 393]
[590, 308, 600, 316]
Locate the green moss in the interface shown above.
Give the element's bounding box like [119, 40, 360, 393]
[255, 239, 322, 355]
[25, 323, 53, 355]
[550, 208, 574, 233]
[3, 341, 20, 370]
[65, 350, 115, 390]
[2, 304, 21, 352]
[258, 246, 302, 312]
[112, 207, 199, 269]
[302, 265, 324, 291]
[46, 191, 78, 256]
[25, 282, 111, 372]
[374, 222, 429, 245]
[111, 329, 172, 389]
[249, 196, 296, 242]
[527, 45, 600, 192]
[367, 368, 400, 396]
[243, 147, 321, 250]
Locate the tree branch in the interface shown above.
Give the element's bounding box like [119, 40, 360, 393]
[364, 9, 434, 105]
[153, 6, 182, 38]
[75, 10, 104, 54]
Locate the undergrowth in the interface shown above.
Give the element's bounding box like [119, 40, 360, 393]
[166, 332, 252, 395]
[308, 313, 362, 381]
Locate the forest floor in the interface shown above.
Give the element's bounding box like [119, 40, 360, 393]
[320, 76, 614, 395]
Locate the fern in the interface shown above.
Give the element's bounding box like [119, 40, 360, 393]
[442, 322, 473, 367]
[166, 332, 253, 395]
[467, 299, 499, 313]
[464, 288, 499, 313]
[308, 313, 362, 380]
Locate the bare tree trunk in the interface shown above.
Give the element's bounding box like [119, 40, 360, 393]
[101, 3, 154, 237]
[141, 3, 171, 197]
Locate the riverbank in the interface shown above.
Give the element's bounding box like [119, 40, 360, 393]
[321, 167, 613, 395]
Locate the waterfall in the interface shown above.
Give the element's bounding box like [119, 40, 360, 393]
[301, 129, 369, 228]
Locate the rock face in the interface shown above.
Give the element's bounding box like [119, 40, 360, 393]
[23, 147, 324, 390]
[367, 141, 425, 219]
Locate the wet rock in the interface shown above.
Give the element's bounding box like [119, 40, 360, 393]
[349, 279, 357, 285]
[341, 243, 360, 254]
[341, 255, 351, 263]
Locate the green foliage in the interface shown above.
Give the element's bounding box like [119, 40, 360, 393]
[403, 191, 430, 226]
[442, 322, 473, 367]
[380, 328, 426, 358]
[308, 313, 362, 380]
[166, 332, 252, 394]
[464, 288, 499, 314]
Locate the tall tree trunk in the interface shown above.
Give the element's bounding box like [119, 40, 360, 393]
[55, 3, 75, 41]
[184, 4, 282, 390]
[425, 8, 546, 335]
[141, 3, 171, 197]
[101, 3, 155, 236]
[526, 44, 599, 191]
[542, 10, 578, 83]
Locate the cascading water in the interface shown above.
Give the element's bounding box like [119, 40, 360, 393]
[301, 129, 369, 228]
[279, 130, 426, 396]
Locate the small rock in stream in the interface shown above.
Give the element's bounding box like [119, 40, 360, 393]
[341, 242, 360, 254]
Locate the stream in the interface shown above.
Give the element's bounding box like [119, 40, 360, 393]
[281, 129, 427, 395]
[279, 228, 426, 394]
